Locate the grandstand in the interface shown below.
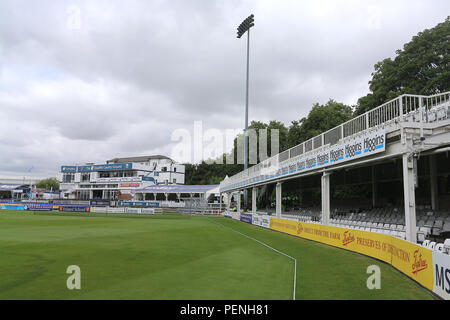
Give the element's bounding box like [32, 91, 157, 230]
[220, 92, 450, 248]
[58, 155, 185, 200]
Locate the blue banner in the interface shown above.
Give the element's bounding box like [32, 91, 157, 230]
[240, 213, 253, 224]
[92, 163, 133, 171]
[90, 200, 110, 206]
[61, 163, 133, 173]
[27, 207, 53, 212]
[0, 204, 25, 210]
[25, 204, 54, 211]
[118, 200, 160, 207]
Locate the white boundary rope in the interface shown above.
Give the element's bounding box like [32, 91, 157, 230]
[207, 217, 297, 300]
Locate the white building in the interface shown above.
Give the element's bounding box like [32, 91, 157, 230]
[58, 155, 185, 200]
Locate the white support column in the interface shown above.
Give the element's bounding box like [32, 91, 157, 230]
[164, 193, 169, 202]
[321, 172, 331, 225]
[237, 191, 241, 213]
[177, 193, 181, 202]
[153, 193, 157, 201]
[419, 98, 424, 139]
[252, 187, 257, 214]
[429, 155, 438, 211]
[276, 182, 282, 218]
[403, 153, 417, 243]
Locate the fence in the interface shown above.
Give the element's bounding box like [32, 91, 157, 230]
[220, 92, 450, 192]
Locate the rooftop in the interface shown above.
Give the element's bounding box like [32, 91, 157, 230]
[0, 184, 29, 191]
[106, 155, 173, 164]
[135, 184, 219, 194]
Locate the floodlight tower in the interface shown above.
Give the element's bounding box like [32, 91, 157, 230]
[237, 14, 254, 207]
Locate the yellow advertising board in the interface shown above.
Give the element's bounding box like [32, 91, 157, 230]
[269, 217, 433, 291]
[389, 236, 433, 290]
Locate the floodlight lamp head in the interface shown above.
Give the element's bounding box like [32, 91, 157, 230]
[236, 14, 255, 38]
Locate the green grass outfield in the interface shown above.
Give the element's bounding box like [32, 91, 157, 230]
[0, 210, 435, 300]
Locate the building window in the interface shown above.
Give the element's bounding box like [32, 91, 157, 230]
[63, 174, 74, 183]
[162, 167, 167, 172]
[81, 173, 90, 182]
[123, 171, 137, 177]
[174, 167, 177, 172]
[173, 178, 176, 184]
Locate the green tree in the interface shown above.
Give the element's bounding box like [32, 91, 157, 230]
[183, 162, 243, 185]
[355, 16, 450, 115]
[36, 178, 60, 190]
[267, 120, 289, 155]
[231, 120, 288, 165]
[287, 100, 353, 147]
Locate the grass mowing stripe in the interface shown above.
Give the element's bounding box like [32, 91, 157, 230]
[207, 217, 297, 300]
[0, 210, 435, 299]
[31, 211, 191, 220]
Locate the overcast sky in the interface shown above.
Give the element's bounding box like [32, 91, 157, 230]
[0, 0, 449, 177]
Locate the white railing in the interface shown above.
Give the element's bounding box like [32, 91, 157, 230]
[220, 92, 450, 192]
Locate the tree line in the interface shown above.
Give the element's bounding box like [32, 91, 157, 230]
[185, 17, 449, 185]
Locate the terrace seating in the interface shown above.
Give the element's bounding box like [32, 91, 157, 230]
[417, 229, 426, 243]
[429, 241, 437, 250]
[435, 243, 444, 253]
[442, 221, 450, 233]
[444, 239, 450, 254]
[432, 220, 444, 236]
[281, 206, 449, 244]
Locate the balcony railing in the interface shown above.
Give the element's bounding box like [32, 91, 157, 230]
[220, 92, 450, 192]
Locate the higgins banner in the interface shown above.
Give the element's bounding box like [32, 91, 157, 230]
[288, 129, 386, 174]
[240, 213, 253, 224]
[222, 129, 386, 192]
[252, 214, 270, 229]
[269, 217, 435, 293]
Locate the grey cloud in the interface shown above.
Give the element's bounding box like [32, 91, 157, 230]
[0, 0, 449, 175]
